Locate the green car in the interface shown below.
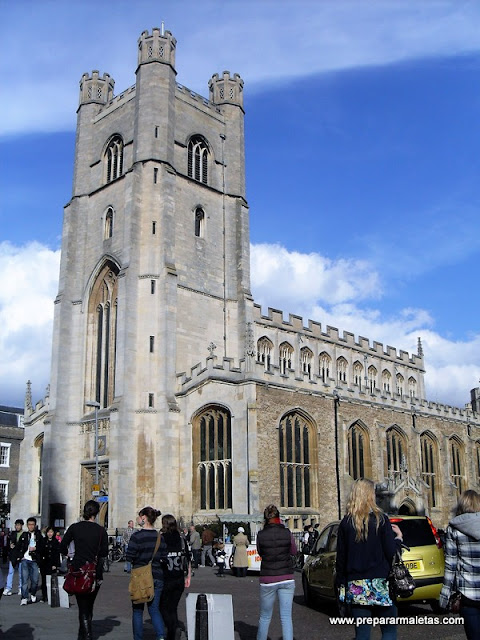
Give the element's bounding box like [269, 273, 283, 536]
[302, 516, 445, 611]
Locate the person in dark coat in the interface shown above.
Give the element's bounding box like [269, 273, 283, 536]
[15, 517, 45, 605]
[256, 504, 297, 640]
[335, 478, 403, 640]
[60, 500, 108, 640]
[40, 526, 61, 602]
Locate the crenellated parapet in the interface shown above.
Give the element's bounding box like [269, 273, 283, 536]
[137, 27, 176, 69]
[79, 71, 115, 106]
[209, 71, 244, 108]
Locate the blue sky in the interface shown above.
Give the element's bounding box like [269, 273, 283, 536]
[1, 0, 479, 408]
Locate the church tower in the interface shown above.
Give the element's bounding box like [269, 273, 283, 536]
[43, 28, 251, 527]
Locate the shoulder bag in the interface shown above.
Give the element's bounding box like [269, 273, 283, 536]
[389, 549, 416, 599]
[129, 531, 162, 604]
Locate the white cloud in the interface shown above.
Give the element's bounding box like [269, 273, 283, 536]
[1, 1, 479, 135]
[0, 240, 478, 410]
[0, 242, 60, 407]
[250, 242, 480, 408]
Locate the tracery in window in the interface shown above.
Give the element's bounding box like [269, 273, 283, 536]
[408, 376, 417, 399]
[193, 406, 232, 511]
[301, 347, 313, 380]
[337, 357, 347, 383]
[188, 135, 209, 184]
[396, 373, 404, 397]
[386, 426, 407, 479]
[382, 369, 391, 393]
[86, 261, 119, 409]
[319, 352, 331, 383]
[420, 432, 438, 509]
[279, 342, 293, 375]
[353, 361, 363, 388]
[104, 208, 114, 239]
[279, 411, 315, 508]
[450, 437, 464, 497]
[368, 366, 377, 393]
[105, 135, 123, 183]
[194, 208, 205, 238]
[257, 337, 273, 371]
[348, 422, 371, 480]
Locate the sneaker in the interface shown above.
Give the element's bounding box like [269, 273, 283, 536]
[20, 598, 28, 606]
[3, 589, 12, 596]
[30, 595, 37, 603]
[18, 589, 22, 595]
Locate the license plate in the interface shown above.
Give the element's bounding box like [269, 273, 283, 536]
[404, 560, 421, 571]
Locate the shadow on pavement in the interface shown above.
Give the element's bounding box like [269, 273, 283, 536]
[94, 616, 122, 637]
[234, 620, 259, 640]
[0, 623, 35, 639]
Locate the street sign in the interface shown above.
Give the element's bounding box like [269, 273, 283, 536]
[97, 496, 109, 502]
[92, 484, 100, 492]
[92, 490, 100, 496]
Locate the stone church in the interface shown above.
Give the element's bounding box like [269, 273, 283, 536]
[13, 28, 480, 532]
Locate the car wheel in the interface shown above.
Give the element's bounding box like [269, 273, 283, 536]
[302, 574, 314, 607]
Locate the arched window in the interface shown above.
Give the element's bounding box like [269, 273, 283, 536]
[396, 373, 404, 397]
[257, 337, 273, 371]
[420, 432, 438, 509]
[353, 361, 363, 388]
[348, 422, 372, 479]
[319, 352, 331, 383]
[450, 437, 464, 497]
[105, 135, 123, 183]
[301, 347, 313, 379]
[337, 357, 347, 383]
[194, 208, 205, 237]
[86, 261, 119, 408]
[279, 342, 293, 375]
[408, 377, 417, 399]
[368, 366, 377, 393]
[104, 208, 114, 239]
[193, 406, 232, 511]
[34, 434, 44, 515]
[279, 411, 315, 508]
[188, 135, 209, 184]
[386, 427, 407, 479]
[382, 369, 391, 393]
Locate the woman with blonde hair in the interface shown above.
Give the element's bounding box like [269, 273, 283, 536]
[335, 479, 403, 640]
[440, 489, 480, 640]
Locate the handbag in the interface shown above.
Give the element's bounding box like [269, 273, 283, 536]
[129, 531, 162, 604]
[389, 550, 416, 599]
[448, 591, 462, 614]
[63, 560, 97, 595]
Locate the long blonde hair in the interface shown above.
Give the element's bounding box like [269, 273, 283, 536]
[346, 479, 383, 541]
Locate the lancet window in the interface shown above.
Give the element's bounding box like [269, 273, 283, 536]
[408, 377, 417, 399]
[301, 348, 313, 379]
[382, 369, 391, 393]
[104, 208, 114, 239]
[257, 337, 273, 371]
[279, 411, 315, 508]
[188, 136, 209, 184]
[396, 373, 404, 397]
[337, 357, 348, 383]
[348, 422, 371, 480]
[194, 406, 232, 511]
[319, 352, 331, 383]
[420, 432, 438, 509]
[386, 427, 407, 479]
[194, 208, 205, 237]
[368, 366, 377, 393]
[449, 437, 464, 497]
[353, 361, 363, 388]
[105, 135, 123, 183]
[279, 342, 293, 375]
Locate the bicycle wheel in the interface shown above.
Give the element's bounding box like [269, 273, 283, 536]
[112, 547, 123, 562]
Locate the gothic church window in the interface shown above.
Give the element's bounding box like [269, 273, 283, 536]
[368, 366, 377, 393]
[337, 357, 347, 383]
[348, 422, 371, 480]
[396, 373, 404, 397]
[319, 352, 331, 383]
[193, 406, 232, 511]
[386, 427, 407, 480]
[449, 437, 464, 497]
[408, 376, 417, 399]
[382, 369, 391, 393]
[188, 136, 209, 184]
[194, 208, 205, 238]
[257, 337, 273, 371]
[301, 348, 313, 379]
[279, 411, 315, 508]
[420, 432, 438, 508]
[86, 261, 119, 408]
[105, 135, 123, 183]
[104, 208, 114, 239]
[279, 342, 293, 375]
[353, 361, 363, 388]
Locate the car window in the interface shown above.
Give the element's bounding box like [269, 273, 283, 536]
[326, 525, 339, 553]
[315, 526, 331, 552]
[391, 518, 435, 547]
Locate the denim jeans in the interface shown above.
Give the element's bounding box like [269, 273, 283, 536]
[257, 580, 295, 640]
[132, 578, 165, 640]
[350, 603, 398, 640]
[20, 559, 39, 599]
[461, 600, 480, 640]
[6, 561, 22, 591]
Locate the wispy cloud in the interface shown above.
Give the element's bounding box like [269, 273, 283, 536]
[1, 1, 479, 135]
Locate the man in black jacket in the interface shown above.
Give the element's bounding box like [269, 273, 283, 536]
[4, 518, 24, 596]
[15, 517, 45, 605]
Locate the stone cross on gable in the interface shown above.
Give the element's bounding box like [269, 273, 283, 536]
[207, 342, 217, 357]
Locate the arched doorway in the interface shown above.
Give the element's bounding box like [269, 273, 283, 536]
[398, 501, 417, 515]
